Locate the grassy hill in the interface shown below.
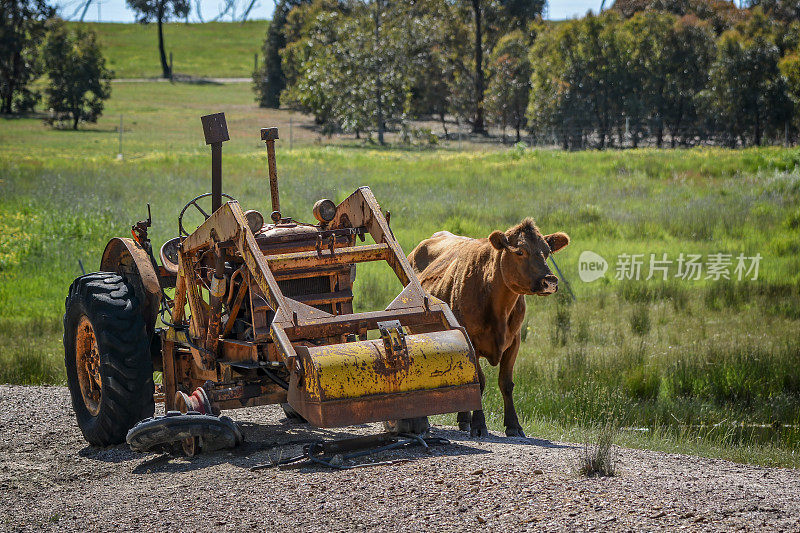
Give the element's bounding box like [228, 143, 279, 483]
[67, 21, 268, 78]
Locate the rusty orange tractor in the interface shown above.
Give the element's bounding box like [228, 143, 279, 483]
[63, 113, 482, 450]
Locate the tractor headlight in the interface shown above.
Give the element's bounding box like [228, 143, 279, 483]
[313, 199, 336, 223]
[244, 210, 264, 234]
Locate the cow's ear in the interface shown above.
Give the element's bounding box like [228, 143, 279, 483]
[545, 232, 570, 253]
[489, 230, 512, 251]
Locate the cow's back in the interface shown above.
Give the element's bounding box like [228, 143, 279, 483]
[408, 231, 489, 322]
[408, 231, 472, 274]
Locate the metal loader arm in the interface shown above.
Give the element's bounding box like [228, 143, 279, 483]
[180, 199, 300, 364]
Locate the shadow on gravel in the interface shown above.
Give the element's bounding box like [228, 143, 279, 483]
[78, 445, 140, 463]
[128, 419, 496, 475]
[435, 429, 575, 450]
[75, 420, 573, 474]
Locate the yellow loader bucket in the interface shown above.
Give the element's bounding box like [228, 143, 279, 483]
[287, 328, 482, 427]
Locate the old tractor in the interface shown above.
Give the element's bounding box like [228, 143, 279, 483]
[63, 113, 482, 451]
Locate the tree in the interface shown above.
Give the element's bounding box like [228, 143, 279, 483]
[405, 0, 470, 137]
[659, 15, 715, 145]
[485, 30, 531, 142]
[528, 18, 595, 149]
[457, 0, 543, 134]
[697, 28, 792, 146]
[281, 1, 425, 143]
[527, 12, 631, 149]
[253, 0, 311, 108]
[779, 50, 800, 139]
[126, 0, 189, 79]
[623, 12, 715, 146]
[0, 0, 54, 114]
[747, 0, 800, 23]
[499, 0, 545, 30]
[612, 0, 744, 33]
[389, 0, 468, 142]
[42, 19, 112, 130]
[467, 0, 487, 133]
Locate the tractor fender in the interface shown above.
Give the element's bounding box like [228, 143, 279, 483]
[100, 237, 161, 336]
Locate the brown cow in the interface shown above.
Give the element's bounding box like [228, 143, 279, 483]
[408, 219, 570, 437]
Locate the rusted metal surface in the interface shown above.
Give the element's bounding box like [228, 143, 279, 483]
[378, 320, 410, 372]
[328, 187, 421, 289]
[222, 277, 249, 337]
[75, 315, 102, 416]
[179, 251, 209, 356]
[265, 243, 390, 272]
[261, 127, 280, 214]
[201, 113, 230, 145]
[204, 244, 226, 355]
[209, 381, 286, 404]
[175, 387, 213, 415]
[289, 383, 482, 428]
[161, 338, 177, 410]
[297, 330, 477, 399]
[201, 112, 230, 213]
[220, 339, 258, 363]
[214, 391, 287, 410]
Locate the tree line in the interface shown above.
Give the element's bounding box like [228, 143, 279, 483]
[254, 0, 800, 148]
[254, 0, 544, 143]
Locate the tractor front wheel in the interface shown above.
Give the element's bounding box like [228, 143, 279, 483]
[64, 273, 155, 446]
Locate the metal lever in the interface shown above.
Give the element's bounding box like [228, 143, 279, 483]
[261, 127, 280, 217]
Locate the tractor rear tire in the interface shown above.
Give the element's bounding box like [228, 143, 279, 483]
[384, 417, 430, 435]
[64, 272, 155, 446]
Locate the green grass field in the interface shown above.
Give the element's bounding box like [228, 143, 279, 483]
[2, 81, 799, 467]
[66, 21, 267, 78]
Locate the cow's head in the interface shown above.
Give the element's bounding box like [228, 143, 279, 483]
[489, 218, 570, 296]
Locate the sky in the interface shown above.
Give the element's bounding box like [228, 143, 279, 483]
[54, 0, 603, 23]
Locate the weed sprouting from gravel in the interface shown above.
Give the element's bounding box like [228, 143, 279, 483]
[577, 419, 620, 477]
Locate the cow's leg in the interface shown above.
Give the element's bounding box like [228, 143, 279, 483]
[457, 411, 471, 432]
[499, 334, 525, 437]
[470, 363, 489, 437]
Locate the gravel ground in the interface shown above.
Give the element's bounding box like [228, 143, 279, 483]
[1, 385, 799, 532]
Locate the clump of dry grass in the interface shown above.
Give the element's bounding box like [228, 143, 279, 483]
[577, 419, 619, 477]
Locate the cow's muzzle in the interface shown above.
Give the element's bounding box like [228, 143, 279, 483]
[535, 274, 558, 295]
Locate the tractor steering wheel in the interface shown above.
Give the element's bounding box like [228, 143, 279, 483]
[178, 192, 235, 237]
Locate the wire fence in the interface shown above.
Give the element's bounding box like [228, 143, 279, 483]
[519, 122, 795, 150]
[373, 115, 797, 150]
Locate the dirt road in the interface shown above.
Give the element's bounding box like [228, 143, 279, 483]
[1, 385, 798, 531]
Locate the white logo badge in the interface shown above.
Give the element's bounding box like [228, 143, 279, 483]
[579, 250, 608, 282]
